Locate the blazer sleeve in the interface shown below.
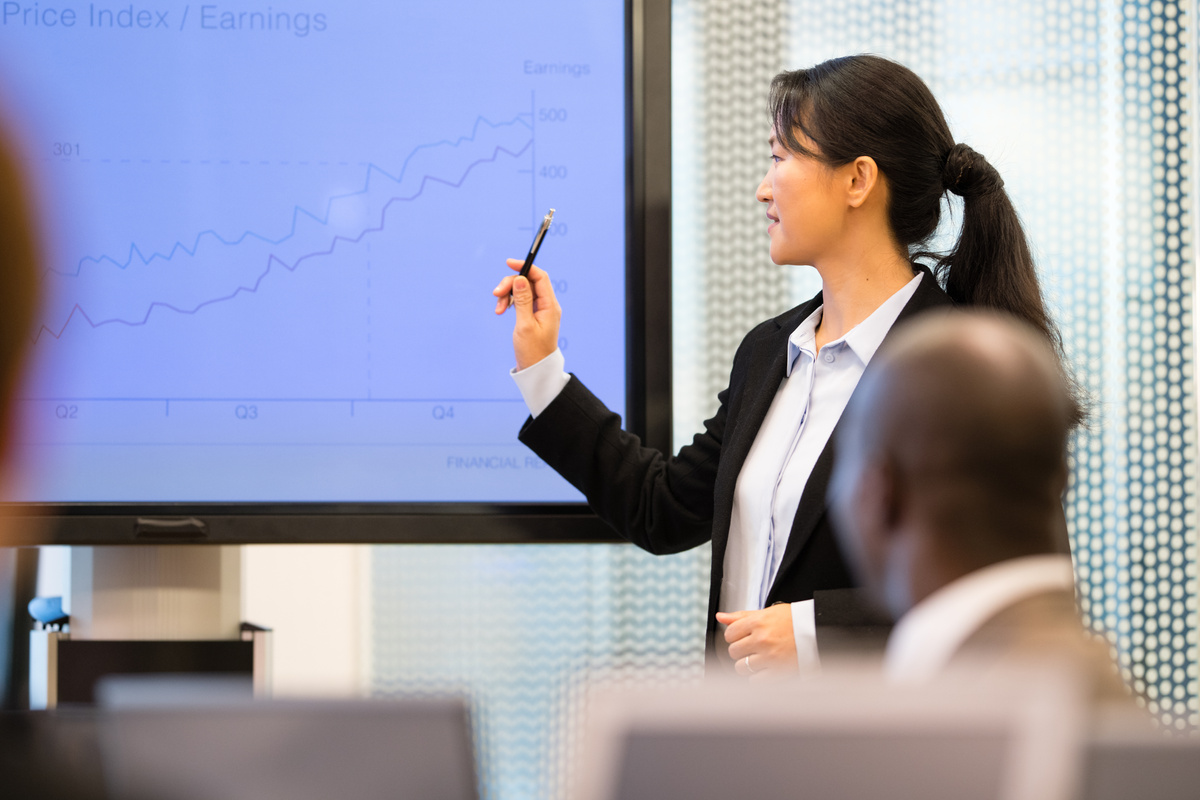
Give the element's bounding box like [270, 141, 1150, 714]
[812, 588, 894, 657]
[518, 374, 723, 555]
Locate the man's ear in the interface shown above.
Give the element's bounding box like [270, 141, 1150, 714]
[857, 456, 907, 551]
[845, 155, 881, 210]
[847, 456, 904, 589]
[876, 456, 904, 531]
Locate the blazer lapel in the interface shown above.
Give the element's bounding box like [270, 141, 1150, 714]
[710, 295, 821, 566]
[767, 267, 953, 599]
[766, 433, 836, 604]
[719, 335, 787, 479]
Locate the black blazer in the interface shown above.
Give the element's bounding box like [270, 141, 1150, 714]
[519, 266, 953, 665]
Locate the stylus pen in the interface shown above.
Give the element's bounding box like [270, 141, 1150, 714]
[521, 208, 555, 278]
[508, 208, 555, 308]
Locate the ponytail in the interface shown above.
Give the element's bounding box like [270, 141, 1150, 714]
[932, 144, 1061, 352]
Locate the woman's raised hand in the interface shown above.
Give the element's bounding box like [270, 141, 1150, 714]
[493, 258, 562, 370]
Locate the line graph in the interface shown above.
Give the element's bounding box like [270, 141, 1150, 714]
[35, 139, 532, 342]
[51, 115, 532, 279]
[30, 103, 541, 398]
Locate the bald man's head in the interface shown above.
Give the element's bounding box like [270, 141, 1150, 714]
[828, 312, 1074, 617]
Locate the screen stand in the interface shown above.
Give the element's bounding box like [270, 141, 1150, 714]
[68, 546, 242, 640]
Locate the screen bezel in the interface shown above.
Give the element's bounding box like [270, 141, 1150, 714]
[5, 0, 672, 546]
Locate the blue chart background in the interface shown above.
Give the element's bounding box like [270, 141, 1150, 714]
[0, 1, 626, 502]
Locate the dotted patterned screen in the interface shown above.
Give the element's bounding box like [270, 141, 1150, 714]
[672, 0, 791, 447]
[369, 4, 1198, 800]
[1091, 0, 1197, 728]
[370, 544, 708, 800]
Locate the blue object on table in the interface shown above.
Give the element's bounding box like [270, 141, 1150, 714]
[28, 596, 68, 625]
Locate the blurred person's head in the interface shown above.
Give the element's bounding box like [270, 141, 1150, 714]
[827, 311, 1074, 619]
[0, 122, 39, 462]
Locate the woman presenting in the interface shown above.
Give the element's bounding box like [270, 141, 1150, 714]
[492, 55, 1070, 677]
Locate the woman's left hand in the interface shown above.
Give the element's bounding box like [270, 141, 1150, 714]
[716, 605, 798, 680]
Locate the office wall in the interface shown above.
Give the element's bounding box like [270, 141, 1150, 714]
[242, 545, 368, 697]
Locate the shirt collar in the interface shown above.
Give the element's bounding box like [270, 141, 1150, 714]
[786, 308, 822, 377]
[884, 553, 1076, 684]
[785, 271, 924, 377]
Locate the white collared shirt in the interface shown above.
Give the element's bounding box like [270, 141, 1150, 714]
[720, 272, 922, 666]
[511, 272, 923, 669]
[885, 554, 1077, 684]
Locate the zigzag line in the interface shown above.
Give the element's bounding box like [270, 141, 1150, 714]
[50, 114, 532, 278]
[34, 140, 531, 343]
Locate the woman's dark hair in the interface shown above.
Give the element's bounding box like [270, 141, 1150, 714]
[769, 55, 1059, 351]
[769, 55, 1082, 422]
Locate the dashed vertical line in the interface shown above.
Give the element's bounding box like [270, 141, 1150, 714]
[531, 89, 537, 228]
[366, 242, 374, 402]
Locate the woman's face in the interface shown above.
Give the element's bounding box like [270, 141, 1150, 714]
[755, 129, 847, 267]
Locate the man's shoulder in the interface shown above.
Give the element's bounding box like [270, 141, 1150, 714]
[953, 589, 1090, 670]
[970, 588, 1080, 638]
[959, 589, 1133, 704]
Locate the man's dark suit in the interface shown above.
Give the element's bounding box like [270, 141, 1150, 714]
[519, 266, 952, 665]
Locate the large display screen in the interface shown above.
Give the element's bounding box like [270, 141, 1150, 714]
[1, 1, 628, 505]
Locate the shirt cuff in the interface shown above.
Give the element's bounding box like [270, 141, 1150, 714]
[510, 349, 570, 418]
[792, 599, 820, 670]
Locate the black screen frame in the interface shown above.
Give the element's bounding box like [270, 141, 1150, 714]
[5, 0, 672, 547]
